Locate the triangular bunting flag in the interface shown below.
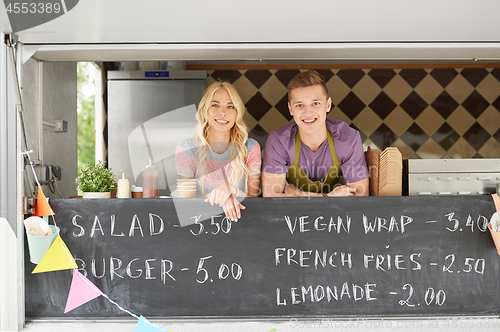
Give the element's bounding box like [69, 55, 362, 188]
[32, 236, 77, 273]
[134, 315, 172, 332]
[33, 187, 55, 216]
[65, 269, 103, 313]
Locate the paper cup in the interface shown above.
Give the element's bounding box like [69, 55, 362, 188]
[176, 184, 197, 189]
[26, 225, 60, 264]
[131, 191, 143, 198]
[177, 189, 197, 198]
[177, 179, 197, 191]
[177, 188, 197, 193]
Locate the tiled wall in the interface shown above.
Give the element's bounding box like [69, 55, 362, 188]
[206, 68, 500, 159]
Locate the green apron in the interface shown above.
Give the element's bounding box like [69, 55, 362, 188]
[286, 131, 344, 193]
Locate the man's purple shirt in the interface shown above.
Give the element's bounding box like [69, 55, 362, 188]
[263, 118, 369, 183]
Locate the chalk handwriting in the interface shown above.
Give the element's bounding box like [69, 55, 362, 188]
[71, 213, 166, 237]
[275, 248, 352, 269]
[277, 282, 377, 305]
[363, 215, 413, 234]
[284, 215, 351, 234]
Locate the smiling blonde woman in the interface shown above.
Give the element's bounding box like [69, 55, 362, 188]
[175, 81, 261, 221]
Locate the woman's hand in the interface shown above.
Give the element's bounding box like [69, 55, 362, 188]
[204, 183, 237, 207]
[204, 184, 246, 221]
[222, 194, 246, 222]
[327, 185, 356, 197]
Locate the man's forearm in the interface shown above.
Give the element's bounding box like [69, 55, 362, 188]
[284, 185, 323, 197]
[348, 178, 369, 196]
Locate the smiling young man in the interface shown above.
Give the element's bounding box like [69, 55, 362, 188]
[262, 70, 369, 197]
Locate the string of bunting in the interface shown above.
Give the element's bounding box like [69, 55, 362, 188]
[24, 151, 278, 331]
[11, 48, 176, 329]
[25, 159, 173, 332]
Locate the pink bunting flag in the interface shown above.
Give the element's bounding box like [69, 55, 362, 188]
[134, 315, 171, 332]
[65, 269, 103, 313]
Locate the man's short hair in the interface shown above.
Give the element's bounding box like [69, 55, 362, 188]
[287, 70, 329, 101]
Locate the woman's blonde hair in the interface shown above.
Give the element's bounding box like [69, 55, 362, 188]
[193, 81, 249, 192]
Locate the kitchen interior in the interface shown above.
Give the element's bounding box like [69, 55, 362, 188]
[22, 58, 500, 199]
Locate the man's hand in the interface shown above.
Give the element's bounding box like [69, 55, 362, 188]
[327, 185, 356, 197]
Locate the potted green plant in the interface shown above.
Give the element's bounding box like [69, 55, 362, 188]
[76, 161, 117, 198]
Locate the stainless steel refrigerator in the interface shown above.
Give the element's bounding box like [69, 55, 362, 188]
[107, 70, 207, 196]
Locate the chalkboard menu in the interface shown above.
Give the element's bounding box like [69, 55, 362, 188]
[25, 196, 499, 318]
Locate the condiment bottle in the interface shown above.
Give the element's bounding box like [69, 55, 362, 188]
[143, 160, 158, 198]
[117, 173, 130, 198]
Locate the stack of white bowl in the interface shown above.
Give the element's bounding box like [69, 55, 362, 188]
[176, 179, 197, 198]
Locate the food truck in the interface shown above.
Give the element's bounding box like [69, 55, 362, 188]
[1, 1, 500, 331]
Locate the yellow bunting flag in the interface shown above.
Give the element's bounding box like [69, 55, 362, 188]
[33, 187, 55, 216]
[32, 236, 77, 273]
